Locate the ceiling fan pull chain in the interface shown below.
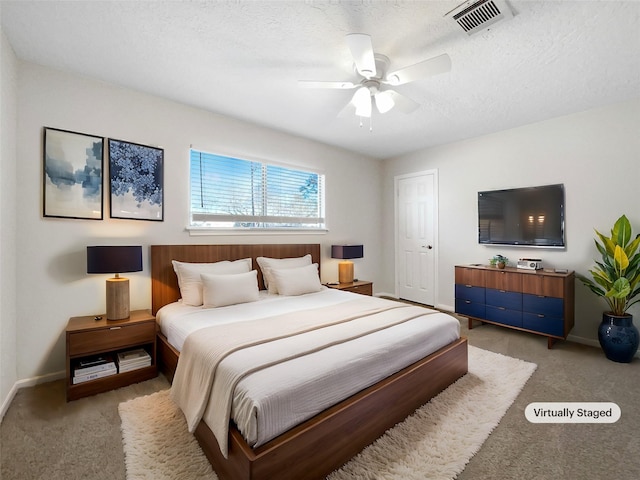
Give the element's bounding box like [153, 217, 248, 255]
[359, 116, 363, 128]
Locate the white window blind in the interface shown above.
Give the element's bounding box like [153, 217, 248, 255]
[190, 150, 325, 230]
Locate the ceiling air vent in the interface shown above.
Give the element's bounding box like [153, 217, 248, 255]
[445, 0, 513, 36]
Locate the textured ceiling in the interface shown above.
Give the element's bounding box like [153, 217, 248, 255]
[2, 0, 639, 159]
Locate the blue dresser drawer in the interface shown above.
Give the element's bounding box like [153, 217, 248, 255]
[523, 312, 564, 337]
[486, 305, 522, 328]
[523, 294, 563, 317]
[455, 299, 486, 319]
[486, 288, 522, 310]
[455, 284, 485, 303]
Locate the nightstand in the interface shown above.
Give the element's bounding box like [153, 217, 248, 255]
[326, 280, 373, 296]
[65, 309, 157, 401]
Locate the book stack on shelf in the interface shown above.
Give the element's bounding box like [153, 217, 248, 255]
[72, 355, 117, 384]
[117, 348, 152, 373]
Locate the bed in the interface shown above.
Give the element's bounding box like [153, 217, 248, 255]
[151, 244, 468, 480]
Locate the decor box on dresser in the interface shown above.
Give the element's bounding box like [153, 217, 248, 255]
[65, 310, 157, 401]
[455, 265, 575, 348]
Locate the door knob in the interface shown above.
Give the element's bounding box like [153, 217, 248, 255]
[422, 245, 433, 249]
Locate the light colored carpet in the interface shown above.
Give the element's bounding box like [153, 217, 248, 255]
[119, 346, 536, 480]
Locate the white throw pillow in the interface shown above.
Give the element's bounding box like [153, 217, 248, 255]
[172, 258, 252, 306]
[256, 254, 312, 294]
[201, 270, 260, 308]
[270, 263, 322, 296]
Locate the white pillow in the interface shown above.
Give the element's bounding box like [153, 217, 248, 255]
[270, 263, 322, 296]
[201, 270, 260, 308]
[172, 258, 252, 306]
[256, 254, 312, 294]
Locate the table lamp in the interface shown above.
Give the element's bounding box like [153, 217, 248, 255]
[87, 246, 143, 320]
[331, 245, 364, 284]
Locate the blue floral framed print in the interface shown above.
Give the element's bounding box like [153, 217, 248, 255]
[108, 138, 164, 221]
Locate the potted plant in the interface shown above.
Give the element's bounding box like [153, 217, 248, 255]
[490, 254, 509, 269]
[577, 214, 640, 362]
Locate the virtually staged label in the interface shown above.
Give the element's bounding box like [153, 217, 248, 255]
[525, 402, 620, 423]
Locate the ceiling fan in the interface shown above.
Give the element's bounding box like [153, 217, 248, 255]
[299, 33, 451, 121]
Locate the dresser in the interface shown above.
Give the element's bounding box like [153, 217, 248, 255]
[455, 265, 575, 348]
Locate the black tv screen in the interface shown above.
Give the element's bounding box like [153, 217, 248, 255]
[478, 184, 565, 247]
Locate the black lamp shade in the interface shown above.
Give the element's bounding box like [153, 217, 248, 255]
[87, 246, 143, 274]
[331, 245, 363, 260]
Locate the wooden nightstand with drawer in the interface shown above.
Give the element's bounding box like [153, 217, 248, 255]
[65, 309, 157, 401]
[326, 280, 373, 296]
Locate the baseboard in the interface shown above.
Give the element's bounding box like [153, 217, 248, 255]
[566, 334, 600, 349]
[567, 333, 640, 358]
[436, 303, 454, 313]
[0, 383, 19, 422]
[0, 370, 65, 423]
[16, 369, 66, 388]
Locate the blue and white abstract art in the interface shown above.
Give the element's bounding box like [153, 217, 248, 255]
[43, 128, 104, 219]
[108, 139, 164, 221]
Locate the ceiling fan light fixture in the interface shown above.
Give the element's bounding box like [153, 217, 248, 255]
[355, 100, 372, 118]
[375, 91, 395, 113]
[352, 86, 372, 117]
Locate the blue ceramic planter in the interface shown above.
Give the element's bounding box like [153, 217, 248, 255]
[598, 313, 639, 363]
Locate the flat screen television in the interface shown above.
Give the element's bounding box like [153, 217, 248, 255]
[478, 184, 565, 248]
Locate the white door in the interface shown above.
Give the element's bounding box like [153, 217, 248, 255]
[396, 171, 437, 305]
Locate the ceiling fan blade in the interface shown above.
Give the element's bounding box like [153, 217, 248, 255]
[337, 101, 356, 118]
[385, 53, 451, 86]
[380, 90, 420, 114]
[298, 80, 357, 89]
[345, 33, 377, 79]
[337, 87, 369, 118]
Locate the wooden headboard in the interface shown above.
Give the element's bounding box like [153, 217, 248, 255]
[150, 244, 321, 315]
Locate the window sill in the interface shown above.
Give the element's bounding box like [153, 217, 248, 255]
[186, 227, 329, 236]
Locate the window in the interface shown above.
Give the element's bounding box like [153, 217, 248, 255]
[189, 150, 325, 230]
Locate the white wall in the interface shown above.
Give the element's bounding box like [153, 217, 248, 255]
[0, 24, 19, 414]
[382, 99, 640, 344]
[8, 54, 640, 399]
[15, 62, 383, 382]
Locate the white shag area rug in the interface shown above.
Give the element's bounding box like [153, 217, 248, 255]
[119, 346, 536, 480]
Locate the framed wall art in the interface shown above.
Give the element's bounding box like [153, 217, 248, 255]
[43, 127, 104, 220]
[108, 138, 164, 221]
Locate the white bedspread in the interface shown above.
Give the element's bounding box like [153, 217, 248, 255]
[159, 289, 460, 453]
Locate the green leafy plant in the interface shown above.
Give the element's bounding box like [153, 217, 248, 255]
[577, 215, 640, 316]
[490, 254, 508, 266]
